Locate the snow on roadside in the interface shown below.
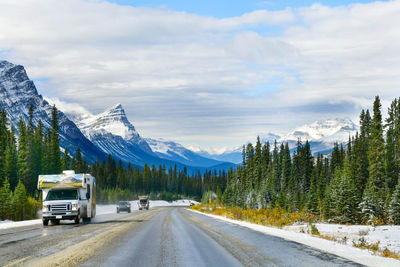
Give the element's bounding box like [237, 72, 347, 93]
[0, 219, 42, 230]
[285, 223, 400, 254]
[188, 209, 399, 267]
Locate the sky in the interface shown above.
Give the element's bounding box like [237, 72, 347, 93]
[0, 0, 398, 150]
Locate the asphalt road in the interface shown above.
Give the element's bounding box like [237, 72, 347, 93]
[0, 207, 363, 267]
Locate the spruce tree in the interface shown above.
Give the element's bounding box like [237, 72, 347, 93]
[389, 181, 400, 224]
[0, 179, 13, 220]
[361, 96, 386, 221]
[0, 110, 8, 182]
[323, 168, 359, 223]
[62, 147, 70, 170]
[49, 105, 61, 173]
[5, 128, 18, 189]
[17, 119, 31, 191]
[12, 179, 27, 221]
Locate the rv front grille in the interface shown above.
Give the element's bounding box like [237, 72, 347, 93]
[51, 204, 69, 212]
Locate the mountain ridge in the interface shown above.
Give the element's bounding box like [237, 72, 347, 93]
[0, 60, 107, 163]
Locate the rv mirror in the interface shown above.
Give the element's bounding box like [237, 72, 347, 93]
[86, 192, 90, 199]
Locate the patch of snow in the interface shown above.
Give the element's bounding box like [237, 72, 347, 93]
[0, 219, 42, 230]
[285, 223, 400, 254]
[188, 210, 399, 267]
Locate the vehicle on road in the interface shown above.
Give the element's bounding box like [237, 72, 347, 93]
[38, 170, 96, 226]
[117, 201, 131, 213]
[138, 196, 149, 210]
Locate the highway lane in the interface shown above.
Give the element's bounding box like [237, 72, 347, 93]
[0, 207, 363, 267]
[84, 208, 362, 267]
[0, 209, 144, 266]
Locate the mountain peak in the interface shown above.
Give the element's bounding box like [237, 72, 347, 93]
[0, 60, 16, 72]
[110, 103, 123, 111]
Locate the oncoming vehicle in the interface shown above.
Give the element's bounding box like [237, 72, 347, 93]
[38, 170, 96, 226]
[138, 196, 149, 210]
[117, 201, 131, 213]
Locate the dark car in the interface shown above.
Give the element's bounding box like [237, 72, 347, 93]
[117, 201, 131, 213]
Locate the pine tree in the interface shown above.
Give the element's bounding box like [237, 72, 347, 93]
[12, 179, 27, 221]
[49, 105, 61, 173]
[17, 119, 31, 190]
[361, 96, 386, 221]
[385, 98, 400, 192]
[0, 179, 13, 220]
[62, 147, 70, 170]
[32, 120, 43, 182]
[0, 110, 8, 182]
[389, 181, 400, 224]
[5, 128, 18, 189]
[323, 169, 359, 223]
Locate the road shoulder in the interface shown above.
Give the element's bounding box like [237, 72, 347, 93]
[187, 209, 399, 267]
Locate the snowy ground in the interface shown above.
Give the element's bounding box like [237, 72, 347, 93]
[0, 199, 199, 230]
[285, 223, 400, 254]
[188, 209, 400, 267]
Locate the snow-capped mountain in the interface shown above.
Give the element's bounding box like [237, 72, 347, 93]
[282, 118, 357, 144]
[193, 118, 359, 164]
[145, 138, 227, 168]
[77, 104, 153, 155]
[281, 118, 358, 154]
[63, 103, 169, 167]
[0, 60, 106, 162]
[62, 102, 236, 170]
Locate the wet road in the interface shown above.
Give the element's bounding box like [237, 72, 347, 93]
[0, 207, 362, 267]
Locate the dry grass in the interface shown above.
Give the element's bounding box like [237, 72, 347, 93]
[191, 204, 318, 228]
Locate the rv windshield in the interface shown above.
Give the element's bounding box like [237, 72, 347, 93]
[46, 189, 78, 201]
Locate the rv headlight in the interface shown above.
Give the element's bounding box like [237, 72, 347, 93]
[72, 204, 78, 211]
[42, 205, 48, 212]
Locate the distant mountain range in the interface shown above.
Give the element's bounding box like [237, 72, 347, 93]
[0, 60, 359, 169]
[193, 118, 359, 164]
[0, 60, 235, 172]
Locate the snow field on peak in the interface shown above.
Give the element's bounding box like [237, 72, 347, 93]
[145, 138, 190, 161]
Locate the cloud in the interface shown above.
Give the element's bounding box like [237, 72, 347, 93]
[0, 0, 398, 148]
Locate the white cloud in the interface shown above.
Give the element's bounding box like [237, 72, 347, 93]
[0, 0, 399, 148]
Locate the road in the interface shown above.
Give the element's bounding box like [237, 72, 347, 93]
[0, 207, 362, 267]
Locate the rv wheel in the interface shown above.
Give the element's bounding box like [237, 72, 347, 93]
[75, 212, 81, 224]
[43, 219, 48, 226]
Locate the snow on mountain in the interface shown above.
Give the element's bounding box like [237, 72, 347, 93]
[77, 103, 153, 154]
[59, 102, 235, 170]
[145, 138, 228, 168]
[59, 103, 163, 166]
[280, 118, 358, 154]
[0, 60, 106, 162]
[282, 118, 357, 144]
[189, 118, 359, 163]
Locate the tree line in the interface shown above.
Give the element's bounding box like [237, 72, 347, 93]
[222, 96, 400, 225]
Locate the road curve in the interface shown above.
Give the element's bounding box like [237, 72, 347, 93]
[0, 207, 362, 267]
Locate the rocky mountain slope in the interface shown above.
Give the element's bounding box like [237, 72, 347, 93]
[0, 60, 106, 163]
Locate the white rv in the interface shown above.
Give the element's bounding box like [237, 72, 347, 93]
[37, 170, 96, 226]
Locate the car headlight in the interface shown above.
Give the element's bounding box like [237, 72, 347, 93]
[72, 204, 78, 211]
[42, 205, 48, 212]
